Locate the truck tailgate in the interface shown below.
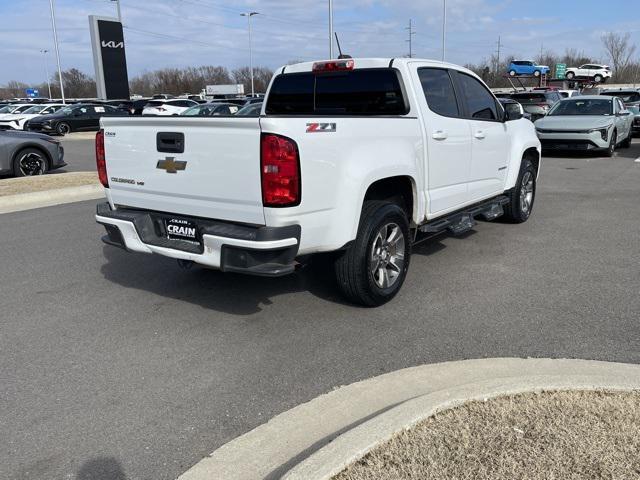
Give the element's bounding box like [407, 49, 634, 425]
[101, 116, 264, 225]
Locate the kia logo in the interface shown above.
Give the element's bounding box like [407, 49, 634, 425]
[102, 40, 124, 49]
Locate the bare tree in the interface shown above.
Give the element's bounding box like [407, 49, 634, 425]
[602, 32, 637, 74]
[232, 67, 274, 95]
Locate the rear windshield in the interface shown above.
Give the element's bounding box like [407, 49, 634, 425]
[265, 68, 408, 116]
[510, 93, 547, 103]
[604, 91, 640, 103]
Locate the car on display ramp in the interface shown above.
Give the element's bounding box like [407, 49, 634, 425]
[508, 60, 551, 77]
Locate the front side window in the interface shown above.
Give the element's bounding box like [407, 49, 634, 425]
[417, 68, 459, 117]
[457, 73, 498, 120]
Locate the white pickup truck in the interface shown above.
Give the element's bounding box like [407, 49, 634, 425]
[95, 58, 541, 306]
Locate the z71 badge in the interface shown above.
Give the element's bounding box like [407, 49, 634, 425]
[306, 123, 336, 133]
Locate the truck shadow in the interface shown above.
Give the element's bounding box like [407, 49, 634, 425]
[99, 234, 453, 315]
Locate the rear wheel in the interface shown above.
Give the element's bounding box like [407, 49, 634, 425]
[13, 148, 48, 177]
[504, 159, 536, 223]
[335, 201, 411, 306]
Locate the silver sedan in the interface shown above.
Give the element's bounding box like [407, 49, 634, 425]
[0, 131, 66, 177]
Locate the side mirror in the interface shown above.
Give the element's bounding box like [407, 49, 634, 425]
[503, 103, 524, 121]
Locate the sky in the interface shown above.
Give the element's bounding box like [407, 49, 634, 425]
[1, 0, 639, 86]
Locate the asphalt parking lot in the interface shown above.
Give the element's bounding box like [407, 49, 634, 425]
[2, 142, 640, 480]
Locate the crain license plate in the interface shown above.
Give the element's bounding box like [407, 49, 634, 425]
[165, 218, 199, 242]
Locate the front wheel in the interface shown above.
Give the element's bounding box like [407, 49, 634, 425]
[509, 70, 517, 76]
[56, 122, 71, 136]
[13, 148, 48, 177]
[335, 201, 411, 306]
[621, 129, 632, 148]
[605, 130, 617, 157]
[566, 72, 575, 80]
[594, 74, 603, 83]
[504, 159, 536, 223]
[534, 70, 541, 77]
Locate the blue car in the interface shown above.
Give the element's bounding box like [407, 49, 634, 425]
[508, 60, 550, 77]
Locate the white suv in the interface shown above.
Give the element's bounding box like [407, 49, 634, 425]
[565, 64, 612, 83]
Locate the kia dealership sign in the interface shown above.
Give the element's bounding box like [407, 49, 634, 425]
[89, 15, 130, 100]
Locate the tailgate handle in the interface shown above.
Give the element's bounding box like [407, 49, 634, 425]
[157, 132, 184, 153]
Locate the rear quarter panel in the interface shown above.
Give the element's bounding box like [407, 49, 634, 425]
[260, 116, 423, 254]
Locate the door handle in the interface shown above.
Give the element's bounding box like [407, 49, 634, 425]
[432, 130, 448, 140]
[474, 130, 486, 139]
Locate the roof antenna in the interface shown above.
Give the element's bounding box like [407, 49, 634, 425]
[335, 32, 352, 59]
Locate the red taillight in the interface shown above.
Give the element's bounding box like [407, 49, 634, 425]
[96, 129, 108, 188]
[312, 59, 354, 73]
[260, 133, 300, 207]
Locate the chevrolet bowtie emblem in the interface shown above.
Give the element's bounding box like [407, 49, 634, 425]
[157, 157, 187, 174]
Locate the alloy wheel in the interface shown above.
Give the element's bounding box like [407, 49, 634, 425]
[370, 222, 405, 289]
[519, 171, 534, 216]
[18, 152, 46, 176]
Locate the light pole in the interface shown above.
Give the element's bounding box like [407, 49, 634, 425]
[441, 0, 447, 61]
[329, 0, 334, 58]
[48, 0, 65, 103]
[240, 12, 259, 97]
[40, 49, 52, 99]
[111, 0, 122, 24]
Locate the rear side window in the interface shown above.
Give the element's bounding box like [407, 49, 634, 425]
[457, 73, 498, 120]
[417, 68, 459, 117]
[266, 68, 408, 116]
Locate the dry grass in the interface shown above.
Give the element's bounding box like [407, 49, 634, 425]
[333, 390, 640, 480]
[0, 172, 98, 197]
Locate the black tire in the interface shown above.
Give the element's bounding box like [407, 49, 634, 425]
[605, 130, 617, 157]
[503, 158, 537, 224]
[509, 70, 517, 76]
[621, 129, 632, 148]
[594, 74, 603, 83]
[334, 201, 411, 307]
[566, 71, 575, 80]
[534, 70, 541, 77]
[56, 122, 71, 136]
[13, 148, 48, 177]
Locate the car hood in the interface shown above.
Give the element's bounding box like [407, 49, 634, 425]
[28, 113, 64, 123]
[535, 115, 614, 130]
[0, 130, 55, 141]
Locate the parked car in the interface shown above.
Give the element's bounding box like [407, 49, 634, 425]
[534, 96, 633, 156]
[26, 104, 128, 135]
[626, 105, 640, 135]
[235, 102, 263, 116]
[498, 98, 531, 121]
[508, 91, 563, 121]
[142, 99, 198, 116]
[600, 89, 640, 107]
[508, 61, 550, 77]
[0, 130, 66, 176]
[0, 104, 64, 131]
[565, 64, 611, 83]
[558, 90, 580, 98]
[0, 104, 34, 121]
[151, 94, 175, 100]
[180, 103, 240, 116]
[95, 57, 541, 306]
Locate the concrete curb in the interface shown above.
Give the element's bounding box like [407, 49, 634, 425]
[282, 374, 640, 480]
[177, 358, 640, 480]
[0, 184, 104, 214]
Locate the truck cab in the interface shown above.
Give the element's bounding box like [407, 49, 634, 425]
[96, 58, 541, 306]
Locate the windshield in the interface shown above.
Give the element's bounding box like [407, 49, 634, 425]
[181, 105, 210, 116]
[604, 91, 640, 103]
[548, 99, 613, 116]
[627, 105, 640, 114]
[23, 105, 48, 114]
[58, 106, 77, 115]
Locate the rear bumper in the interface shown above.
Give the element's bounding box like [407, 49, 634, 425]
[95, 202, 300, 277]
